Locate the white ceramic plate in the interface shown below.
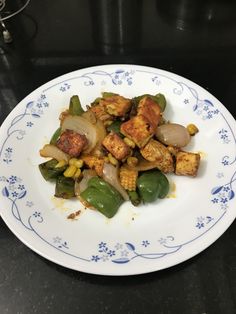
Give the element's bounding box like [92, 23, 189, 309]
[0, 65, 235, 276]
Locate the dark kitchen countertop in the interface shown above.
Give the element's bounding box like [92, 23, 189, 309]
[0, 1, 236, 313]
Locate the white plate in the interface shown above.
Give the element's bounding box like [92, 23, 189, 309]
[0, 64, 235, 276]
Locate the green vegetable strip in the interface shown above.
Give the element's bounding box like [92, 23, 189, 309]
[132, 93, 167, 112]
[55, 176, 75, 199]
[107, 120, 124, 137]
[50, 127, 61, 145]
[128, 191, 141, 206]
[69, 95, 84, 115]
[102, 92, 118, 98]
[39, 159, 67, 181]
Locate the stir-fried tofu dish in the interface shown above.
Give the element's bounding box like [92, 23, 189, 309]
[39, 92, 200, 218]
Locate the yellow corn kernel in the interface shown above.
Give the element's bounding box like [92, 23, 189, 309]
[119, 166, 138, 191]
[108, 153, 118, 166]
[74, 159, 84, 168]
[55, 160, 67, 168]
[187, 124, 199, 136]
[69, 158, 77, 166]
[124, 137, 136, 148]
[104, 156, 109, 163]
[127, 157, 138, 167]
[74, 168, 81, 179]
[63, 165, 77, 177]
[69, 158, 84, 168]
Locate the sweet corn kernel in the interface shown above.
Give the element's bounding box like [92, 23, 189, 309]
[74, 168, 82, 179]
[104, 156, 109, 163]
[74, 159, 84, 168]
[124, 137, 136, 148]
[55, 160, 67, 168]
[187, 124, 199, 136]
[108, 153, 118, 166]
[69, 158, 78, 166]
[127, 157, 138, 167]
[63, 165, 77, 177]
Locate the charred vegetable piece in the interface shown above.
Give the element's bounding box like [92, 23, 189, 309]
[107, 120, 123, 137]
[91, 97, 102, 106]
[128, 191, 141, 206]
[55, 176, 75, 199]
[80, 176, 123, 218]
[50, 127, 61, 145]
[137, 170, 169, 203]
[69, 95, 84, 115]
[155, 93, 166, 112]
[132, 93, 166, 112]
[102, 92, 118, 98]
[39, 159, 67, 181]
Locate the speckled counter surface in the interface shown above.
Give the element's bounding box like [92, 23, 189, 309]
[0, 1, 236, 313]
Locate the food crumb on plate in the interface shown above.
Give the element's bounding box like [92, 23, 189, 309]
[67, 210, 81, 220]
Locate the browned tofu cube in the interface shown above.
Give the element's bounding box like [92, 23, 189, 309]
[120, 115, 155, 148]
[56, 130, 88, 157]
[90, 104, 112, 121]
[140, 139, 174, 173]
[100, 95, 131, 117]
[175, 151, 200, 177]
[137, 96, 161, 130]
[102, 133, 131, 160]
[82, 155, 105, 176]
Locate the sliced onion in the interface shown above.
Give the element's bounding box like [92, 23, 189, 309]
[155, 123, 191, 147]
[82, 110, 97, 124]
[102, 162, 129, 201]
[61, 115, 97, 154]
[74, 169, 97, 196]
[39, 144, 70, 162]
[83, 110, 107, 157]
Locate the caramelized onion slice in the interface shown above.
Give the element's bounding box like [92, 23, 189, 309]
[39, 144, 70, 162]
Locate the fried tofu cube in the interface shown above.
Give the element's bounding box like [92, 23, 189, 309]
[56, 130, 88, 157]
[140, 139, 174, 173]
[175, 151, 200, 177]
[137, 96, 161, 129]
[102, 133, 131, 160]
[82, 155, 105, 176]
[120, 115, 155, 148]
[100, 95, 131, 117]
[90, 104, 112, 121]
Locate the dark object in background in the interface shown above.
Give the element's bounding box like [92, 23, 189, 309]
[156, 0, 236, 31]
[90, 0, 142, 54]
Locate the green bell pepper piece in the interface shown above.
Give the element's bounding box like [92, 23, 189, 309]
[80, 177, 123, 218]
[155, 93, 166, 112]
[155, 171, 169, 198]
[50, 127, 61, 145]
[55, 176, 75, 199]
[132, 93, 166, 112]
[107, 120, 123, 137]
[90, 97, 102, 106]
[69, 95, 84, 115]
[102, 92, 118, 98]
[137, 170, 169, 203]
[39, 159, 67, 181]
